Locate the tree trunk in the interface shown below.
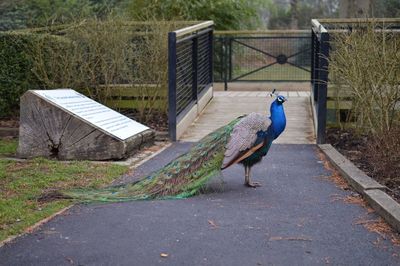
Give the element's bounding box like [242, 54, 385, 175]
[290, 0, 298, 29]
[17, 90, 154, 160]
[339, 0, 371, 18]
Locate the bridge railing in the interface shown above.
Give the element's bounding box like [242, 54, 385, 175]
[311, 19, 329, 144]
[168, 21, 214, 140]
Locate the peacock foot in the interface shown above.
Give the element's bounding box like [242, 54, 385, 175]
[245, 181, 262, 188]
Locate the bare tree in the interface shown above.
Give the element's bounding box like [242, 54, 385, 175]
[339, 0, 371, 18]
[290, 0, 298, 29]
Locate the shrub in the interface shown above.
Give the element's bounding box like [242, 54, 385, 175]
[329, 20, 400, 135]
[0, 19, 186, 121]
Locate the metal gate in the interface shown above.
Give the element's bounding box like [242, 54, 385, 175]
[214, 31, 311, 89]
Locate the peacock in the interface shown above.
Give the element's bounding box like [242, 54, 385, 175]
[60, 90, 287, 202]
[221, 91, 287, 187]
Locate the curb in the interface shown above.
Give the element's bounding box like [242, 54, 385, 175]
[318, 144, 386, 194]
[319, 144, 400, 233]
[0, 142, 171, 247]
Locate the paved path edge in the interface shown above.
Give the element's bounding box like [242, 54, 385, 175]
[0, 206, 73, 248]
[319, 144, 400, 233]
[0, 142, 172, 247]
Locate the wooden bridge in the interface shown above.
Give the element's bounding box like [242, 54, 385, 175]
[179, 88, 315, 144]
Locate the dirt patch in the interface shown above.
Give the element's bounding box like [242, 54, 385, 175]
[120, 110, 168, 132]
[326, 127, 400, 203]
[0, 117, 19, 128]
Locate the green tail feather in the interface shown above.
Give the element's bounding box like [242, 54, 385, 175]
[62, 118, 241, 202]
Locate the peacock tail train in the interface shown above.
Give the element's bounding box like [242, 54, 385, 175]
[62, 118, 242, 202]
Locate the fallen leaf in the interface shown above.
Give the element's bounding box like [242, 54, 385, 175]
[269, 236, 312, 242]
[65, 257, 74, 264]
[160, 253, 169, 258]
[208, 220, 218, 229]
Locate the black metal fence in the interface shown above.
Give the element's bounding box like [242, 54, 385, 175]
[311, 20, 329, 144]
[214, 31, 311, 90]
[168, 21, 214, 140]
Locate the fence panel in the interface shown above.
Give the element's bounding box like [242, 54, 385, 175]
[168, 21, 214, 140]
[214, 31, 311, 90]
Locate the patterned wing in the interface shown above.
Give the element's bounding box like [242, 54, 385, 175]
[221, 113, 271, 169]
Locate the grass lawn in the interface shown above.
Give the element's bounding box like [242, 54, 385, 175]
[0, 139, 129, 242]
[0, 138, 18, 157]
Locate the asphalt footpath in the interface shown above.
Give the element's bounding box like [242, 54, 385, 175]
[1, 143, 400, 265]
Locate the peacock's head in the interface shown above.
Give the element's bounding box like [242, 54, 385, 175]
[276, 95, 287, 104]
[269, 89, 287, 105]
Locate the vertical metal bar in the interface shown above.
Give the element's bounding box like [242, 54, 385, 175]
[310, 30, 315, 89]
[209, 29, 214, 86]
[223, 37, 228, 91]
[313, 32, 320, 102]
[219, 37, 224, 82]
[316, 31, 329, 144]
[168, 32, 177, 141]
[228, 37, 233, 81]
[192, 36, 198, 102]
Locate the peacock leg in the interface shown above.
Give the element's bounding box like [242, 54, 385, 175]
[244, 166, 261, 188]
[244, 165, 250, 185]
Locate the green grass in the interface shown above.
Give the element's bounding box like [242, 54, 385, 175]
[231, 64, 310, 81]
[0, 157, 128, 242]
[0, 139, 18, 156]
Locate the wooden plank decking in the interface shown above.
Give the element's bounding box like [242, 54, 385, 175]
[179, 91, 315, 144]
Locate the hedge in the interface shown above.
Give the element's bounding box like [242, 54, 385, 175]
[0, 32, 71, 117]
[0, 20, 182, 120]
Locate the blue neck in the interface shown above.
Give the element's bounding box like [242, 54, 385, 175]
[268, 100, 286, 139]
